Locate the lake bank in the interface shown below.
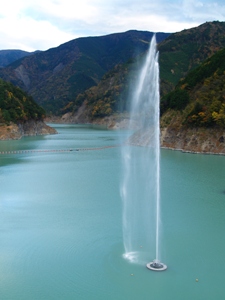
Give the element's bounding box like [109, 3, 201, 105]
[2, 113, 225, 155]
[45, 113, 225, 155]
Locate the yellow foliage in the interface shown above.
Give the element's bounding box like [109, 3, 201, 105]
[203, 78, 210, 86]
[180, 83, 187, 89]
[190, 114, 198, 121]
[212, 110, 225, 127]
[198, 112, 205, 118]
[7, 91, 13, 99]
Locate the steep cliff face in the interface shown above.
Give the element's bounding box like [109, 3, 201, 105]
[0, 120, 57, 140]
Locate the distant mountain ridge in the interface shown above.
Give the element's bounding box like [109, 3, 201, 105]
[0, 50, 37, 68]
[0, 30, 170, 114]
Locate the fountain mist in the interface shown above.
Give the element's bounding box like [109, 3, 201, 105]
[121, 35, 167, 270]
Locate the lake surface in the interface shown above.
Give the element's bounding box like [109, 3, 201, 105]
[0, 124, 225, 299]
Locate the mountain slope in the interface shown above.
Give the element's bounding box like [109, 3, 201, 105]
[65, 21, 225, 122]
[161, 46, 225, 129]
[158, 21, 225, 87]
[2, 21, 225, 118]
[0, 31, 170, 114]
[63, 57, 168, 121]
[0, 78, 45, 124]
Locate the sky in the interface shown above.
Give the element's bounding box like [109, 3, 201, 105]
[0, 0, 224, 52]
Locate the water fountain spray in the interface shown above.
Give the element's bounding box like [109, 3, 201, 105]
[121, 34, 167, 271]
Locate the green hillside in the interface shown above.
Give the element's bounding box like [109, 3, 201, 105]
[161, 46, 225, 128]
[0, 79, 45, 125]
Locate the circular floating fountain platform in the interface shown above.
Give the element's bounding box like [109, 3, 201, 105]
[146, 259, 167, 271]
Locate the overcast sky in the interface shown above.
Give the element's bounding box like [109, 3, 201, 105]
[0, 0, 224, 51]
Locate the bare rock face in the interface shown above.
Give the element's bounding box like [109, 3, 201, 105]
[0, 120, 57, 140]
[127, 125, 225, 155]
[161, 127, 225, 155]
[15, 65, 31, 88]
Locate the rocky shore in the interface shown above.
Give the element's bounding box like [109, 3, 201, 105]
[45, 111, 225, 155]
[45, 112, 133, 130]
[0, 120, 57, 140]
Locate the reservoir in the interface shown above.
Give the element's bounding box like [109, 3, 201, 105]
[0, 124, 225, 299]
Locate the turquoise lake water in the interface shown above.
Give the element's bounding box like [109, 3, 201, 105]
[0, 124, 225, 299]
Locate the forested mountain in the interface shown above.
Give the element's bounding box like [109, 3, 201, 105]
[161, 46, 225, 129]
[64, 21, 225, 122]
[1, 21, 225, 126]
[0, 31, 170, 114]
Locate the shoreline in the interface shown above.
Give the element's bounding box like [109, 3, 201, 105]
[0, 120, 57, 140]
[46, 117, 225, 156]
[1, 117, 225, 156]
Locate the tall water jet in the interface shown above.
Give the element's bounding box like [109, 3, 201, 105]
[121, 34, 167, 271]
